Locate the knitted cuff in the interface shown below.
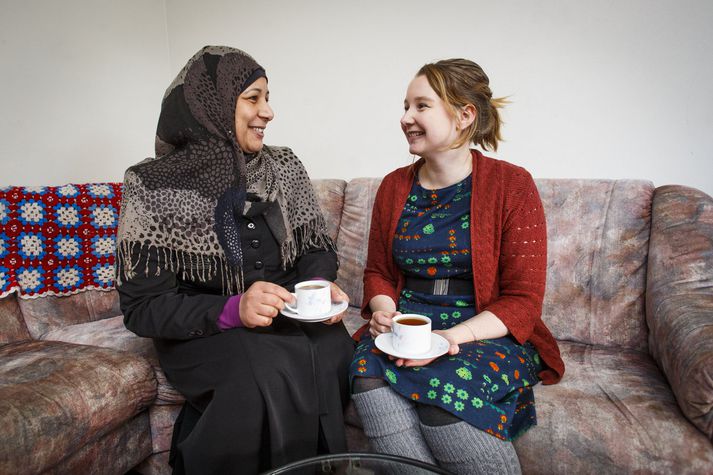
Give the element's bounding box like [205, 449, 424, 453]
[217, 294, 243, 330]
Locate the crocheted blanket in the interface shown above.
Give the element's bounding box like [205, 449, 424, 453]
[0, 183, 122, 299]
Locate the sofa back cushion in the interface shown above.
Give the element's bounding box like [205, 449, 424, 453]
[311, 179, 347, 242]
[0, 295, 31, 343]
[335, 177, 653, 351]
[18, 289, 121, 339]
[538, 179, 653, 351]
[335, 178, 383, 309]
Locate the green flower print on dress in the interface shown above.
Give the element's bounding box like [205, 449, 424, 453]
[428, 257, 437, 264]
[454, 401, 465, 411]
[456, 367, 472, 380]
[471, 397, 484, 408]
[428, 390, 437, 400]
[429, 378, 440, 388]
[385, 369, 397, 384]
[423, 223, 435, 234]
[444, 383, 455, 394]
[409, 194, 417, 202]
[452, 311, 461, 318]
[440, 255, 451, 264]
[461, 221, 469, 229]
[440, 313, 449, 321]
[442, 394, 452, 404]
[457, 389, 469, 400]
[455, 300, 469, 307]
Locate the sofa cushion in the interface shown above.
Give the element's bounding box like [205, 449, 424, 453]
[0, 294, 31, 344]
[537, 180, 653, 351]
[646, 185, 713, 439]
[336, 178, 383, 309]
[513, 341, 713, 474]
[19, 288, 121, 338]
[41, 315, 184, 405]
[44, 413, 152, 475]
[311, 179, 347, 243]
[149, 404, 183, 454]
[0, 340, 156, 474]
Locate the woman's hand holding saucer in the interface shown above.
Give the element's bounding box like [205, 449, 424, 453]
[322, 282, 350, 325]
[393, 329, 459, 368]
[239, 281, 294, 328]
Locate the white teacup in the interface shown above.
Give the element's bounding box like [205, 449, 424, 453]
[284, 280, 331, 317]
[392, 314, 432, 355]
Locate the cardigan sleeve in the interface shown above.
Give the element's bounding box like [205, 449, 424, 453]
[482, 174, 548, 344]
[361, 177, 400, 319]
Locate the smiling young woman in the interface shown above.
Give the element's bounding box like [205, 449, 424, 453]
[348, 59, 564, 475]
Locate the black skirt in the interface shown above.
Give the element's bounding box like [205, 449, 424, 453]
[156, 316, 355, 474]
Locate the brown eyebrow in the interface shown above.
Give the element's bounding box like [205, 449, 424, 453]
[404, 96, 435, 104]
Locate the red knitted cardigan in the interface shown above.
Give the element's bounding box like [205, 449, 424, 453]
[360, 149, 564, 385]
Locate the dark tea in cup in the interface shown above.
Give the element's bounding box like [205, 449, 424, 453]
[396, 318, 429, 326]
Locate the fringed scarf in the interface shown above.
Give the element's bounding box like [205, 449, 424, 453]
[116, 46, 334, 294]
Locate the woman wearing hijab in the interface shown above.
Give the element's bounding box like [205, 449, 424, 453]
[116, 46, 354, 474]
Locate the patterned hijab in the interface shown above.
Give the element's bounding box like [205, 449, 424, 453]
[116, 46, 334, 293]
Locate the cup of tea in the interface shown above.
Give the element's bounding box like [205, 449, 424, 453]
[284, 280, 331, 317]
[392, 314, 432, 355]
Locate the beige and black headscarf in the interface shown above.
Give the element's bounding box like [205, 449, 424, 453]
[117, 46, 334, 293]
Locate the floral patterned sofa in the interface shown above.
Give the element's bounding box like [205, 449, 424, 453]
[1, 178, 712, 474]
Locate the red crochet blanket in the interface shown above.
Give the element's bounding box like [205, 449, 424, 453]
[0, 183, 122, 299]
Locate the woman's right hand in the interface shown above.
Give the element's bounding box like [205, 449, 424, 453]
[239, 281, 294, 328]
[369, 310, 401, 338]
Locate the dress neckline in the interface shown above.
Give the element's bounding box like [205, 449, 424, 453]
[414, 173, 472, 192]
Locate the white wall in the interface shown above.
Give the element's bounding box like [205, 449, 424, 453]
[0, 0, 170, 185]
[2, 0, 712, 197]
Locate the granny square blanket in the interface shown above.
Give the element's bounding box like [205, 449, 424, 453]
[0, 184, 122, 299]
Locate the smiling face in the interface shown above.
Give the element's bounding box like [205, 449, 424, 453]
[234, 76, 274, 153]
[400, 75, 464, 159]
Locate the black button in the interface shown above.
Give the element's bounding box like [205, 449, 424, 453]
[188, 329, 204, 337]
[247, 222, 256, 230]
[254, 261, 264, 269]
[251, 239, 260, 248]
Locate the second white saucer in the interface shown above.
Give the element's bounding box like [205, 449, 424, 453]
[374, 332, 450, 360]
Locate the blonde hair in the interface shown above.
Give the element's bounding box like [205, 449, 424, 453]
[417, 59, 507, 151]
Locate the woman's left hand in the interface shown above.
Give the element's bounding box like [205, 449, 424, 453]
[322, 282, 349, 325]
[392, 329, 459, 367]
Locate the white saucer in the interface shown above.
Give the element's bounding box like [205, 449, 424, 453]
[374, 333, 450, 360]
[280, 300, 349, 323]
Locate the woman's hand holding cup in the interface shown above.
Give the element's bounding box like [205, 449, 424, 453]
[322, 282, 349, 325]
[369, 310, 402, 338]
[239, 281, 294, 328]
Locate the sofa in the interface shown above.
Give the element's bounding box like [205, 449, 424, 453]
[1, 177, 712, 474]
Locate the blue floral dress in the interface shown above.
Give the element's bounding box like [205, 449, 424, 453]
[350, 175, 544, 440]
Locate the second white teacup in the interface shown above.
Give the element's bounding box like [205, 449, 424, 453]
[284, 280, 331, 317]
[392, 314, 432, 355]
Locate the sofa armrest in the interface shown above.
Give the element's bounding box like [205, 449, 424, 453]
[647, 185, 713, 439]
